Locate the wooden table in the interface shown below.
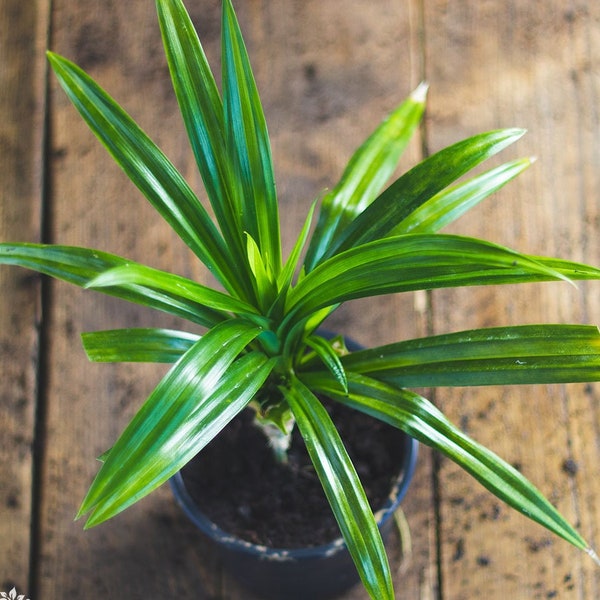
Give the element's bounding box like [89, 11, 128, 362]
[2, 1, 599, 598]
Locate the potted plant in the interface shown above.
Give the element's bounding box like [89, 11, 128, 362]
[1, 0, 600, 598]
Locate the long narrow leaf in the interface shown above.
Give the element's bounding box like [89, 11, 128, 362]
[305, 334, 348, 392]
[341, 324, 600, 387]
[156, 0, 251, 290]
[282, 377, 394, 600]
[324, 129, 526, 259]
[78, 320, 272, 526]
[286, 234, 571, 320]
[47, 52, 246, 299]
[305, 83, 427, 271]
[307, 372, 590, 552]
[0, 243, 224, 327]
[82, 328, 199, 363]
[87, 263, 261, 318]
[395, 157, 534, 234]
[222, 0, 281, 276]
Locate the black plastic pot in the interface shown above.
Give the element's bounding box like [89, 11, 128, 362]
[170, 432, 417, 600]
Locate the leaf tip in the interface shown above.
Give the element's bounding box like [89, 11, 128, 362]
[411, 81, 429, 104]
[586, 546, 600, 567]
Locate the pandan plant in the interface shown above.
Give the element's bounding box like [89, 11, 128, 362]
[2, 0, 600, 597]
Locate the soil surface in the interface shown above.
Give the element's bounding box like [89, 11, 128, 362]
[181, 400, 409, 548]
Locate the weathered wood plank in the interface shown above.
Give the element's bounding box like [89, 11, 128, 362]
[0, 0, 49, 596]
[424, 1, 600, 597]
[34, 0, 437, 598]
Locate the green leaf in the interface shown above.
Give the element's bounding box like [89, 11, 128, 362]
[87, 262, 261, 318]
[341, 324, 600, 387]
[79, 320, 274, 526]
[222, 0, 281, 276]
[156, 0, 251, 289]
[82, 328, 199, 363]
[324, 128, 526, 259]
[282, 377, 394, 600]
[305, 83, 427, 271]
[0, 243, 224, 327]
[277, 200, 316, 292]
[309, 372, 589, 552]
[305, 334, 348, 393]
[286, 234, 570, 321]
[395, 157, 534, 234]
[46, 51, 247, 300]
[245, 233, 277, 312]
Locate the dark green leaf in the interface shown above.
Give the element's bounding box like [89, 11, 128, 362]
[305, 334, 348, 392]
[47, 51, 246, 299]
[156, 0, 252, 297]
[79, 320, 274, 526]
[342, 324, 600, 387]
[222, 0, 281, 276]
[282, 378, 394, 600]
[395, 157, 534, 234]
[87, 262, 261, 318]
[287, 234, 570, 320]
[324, 129, 525, 258]
[308, 372, 589, 552]
[0, 243, 225, 327]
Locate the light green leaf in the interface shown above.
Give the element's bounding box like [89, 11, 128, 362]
[46, 51, 247, 300]
[79, 320, 273, 526]
[324, 128, 526, 259]
[341, 324, 600, 387]
[222, 0, 281, 275]
[87, 262, 260, 317]
[277, 200, 316, 292]
[305, 83, 427, 270]
[395, 157, 534, 234]
[308, 372, 589, 552]
[282, 377, 394, 600]
[0, 243, 224, 327]
[245, 233, 277, 312]
[82, 328, 199, 363]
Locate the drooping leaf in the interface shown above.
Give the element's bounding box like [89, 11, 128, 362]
[0, 243, 224, 327]
[46, 51, 247, 300]
[79, 320, 274, 526]
[82, 328, 199, 363]
[222, 0, 281, 276]
[307, 372, 590, 552]
[305, 83, 427, 271]
[341, 324, 600, 387]
[282, 377, 394, 600]
[323, 128, 526, 259]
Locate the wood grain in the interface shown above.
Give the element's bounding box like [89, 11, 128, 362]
[0, 0, 49, 594]
[1, 0, 599, 598]
[425, 1, 600, 597]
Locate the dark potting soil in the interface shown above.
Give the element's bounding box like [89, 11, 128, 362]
[180, 400, 409, 549]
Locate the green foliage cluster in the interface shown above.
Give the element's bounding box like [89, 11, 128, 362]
[2, 1, 600, 597]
